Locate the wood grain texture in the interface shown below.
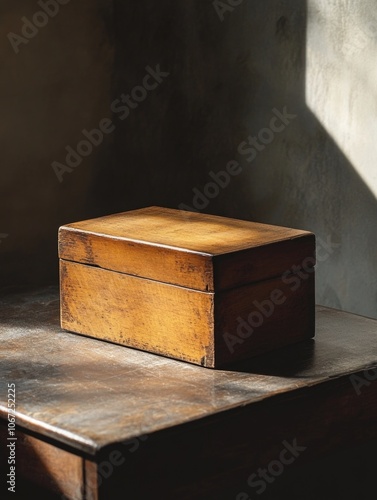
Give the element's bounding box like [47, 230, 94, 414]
[213, 235, 315, 291]
[59, 207, 315, 366]
[0, 423, 84, 499]
[96, 372, 377, 500]
[60, 260, 314, 368]
[1, 288, 377, 458]
[84, 460, 99, 500]
[60, 260, 215, 367]
[214, 273, 315, 366]
[59, 228, 214, 292]
[59, 206, 315, 292]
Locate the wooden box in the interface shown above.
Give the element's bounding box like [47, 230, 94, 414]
[59, 206, 315, 368]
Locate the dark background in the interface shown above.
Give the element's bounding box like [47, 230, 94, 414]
[1, 0, 376, 319]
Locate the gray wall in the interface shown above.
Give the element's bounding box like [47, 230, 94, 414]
[1, 0, 376, 319]
[112, 0, 377, 318]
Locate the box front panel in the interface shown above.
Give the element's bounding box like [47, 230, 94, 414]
[215, 272, 315, 366]
[59, 227, 214, 292]
[60, 260, 214, 367]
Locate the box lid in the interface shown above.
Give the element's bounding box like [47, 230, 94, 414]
[58, 206, 315, 292]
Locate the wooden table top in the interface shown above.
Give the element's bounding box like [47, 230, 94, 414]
[1, 287, 376, 457]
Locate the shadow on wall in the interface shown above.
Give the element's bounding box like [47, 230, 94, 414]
[109, 0, 377, 319]
[0, 0, 376, 319]
[0, 0, 115, 288]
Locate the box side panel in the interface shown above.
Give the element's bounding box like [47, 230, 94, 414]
[213, 234, 315, 291]
[59, 228, 214, 292]
[214, 272, 315, 367]
[60, 260, 214, 367]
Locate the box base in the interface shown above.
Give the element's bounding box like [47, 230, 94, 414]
[60, 260, 315, 368]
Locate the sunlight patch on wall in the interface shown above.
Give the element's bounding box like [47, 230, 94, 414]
[306, 0, 377, 198]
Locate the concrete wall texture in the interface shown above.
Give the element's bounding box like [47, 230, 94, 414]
[1, 0, 376, 319]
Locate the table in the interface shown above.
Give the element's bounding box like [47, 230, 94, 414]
[1, 287, 377, 499]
